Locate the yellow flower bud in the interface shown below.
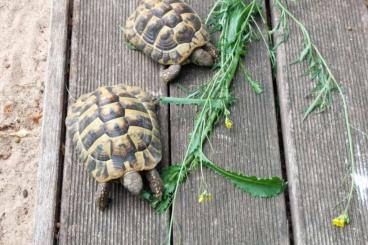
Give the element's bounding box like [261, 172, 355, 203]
[198, 191, 213, 204]
[198, 194, 205, 203]
[206, 194, 213, 202]
[225, 117, 233, 129]
[332, 214, 349, 228]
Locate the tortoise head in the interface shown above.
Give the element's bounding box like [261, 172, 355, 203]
[190, 48, 215, 67]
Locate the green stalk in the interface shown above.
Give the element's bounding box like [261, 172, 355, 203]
[273, 0, 356, 225]
[311, 43, 355, 216]
[160, 97, 224, 107]
[166, 1, 259, 243]
[138, 1, 285, 242]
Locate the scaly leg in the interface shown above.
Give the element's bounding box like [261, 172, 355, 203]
[204, 42, 219, 59]
[159, 64, 181, 84]
[144, 168, 163, 199]
[95, 182, 112, 211]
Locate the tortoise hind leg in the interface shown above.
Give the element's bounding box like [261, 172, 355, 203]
[144, 168, 163, 199]
[95, 182, 112, 211]
[159, 64, 181, 84]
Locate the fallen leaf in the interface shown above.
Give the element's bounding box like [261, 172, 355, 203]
[3, 103, 13, 116]
[32, 112, 43, 124]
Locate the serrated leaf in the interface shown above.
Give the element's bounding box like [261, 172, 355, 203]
[249, 80, 263, 94]
[243, 66, 263, 95]
[227, 10, 243, 43]
[227, 3, 250, 43]
[202, 158, 287, 197]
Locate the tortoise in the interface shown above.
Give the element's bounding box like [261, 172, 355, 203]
[124, 0, 218, 83]
[65, 85, 163, 210]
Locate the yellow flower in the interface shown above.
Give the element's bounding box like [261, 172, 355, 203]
[225, 117, 233, 129]
[198, 194, 205, 203]
[332, 214, 349, 228]
[332, 218, 345, 227]
[198, 192, 213, 204]
[206, 194, 213, 201]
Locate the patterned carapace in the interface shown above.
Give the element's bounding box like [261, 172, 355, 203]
[66, 85, 162, 183]
[124, 0, 209, 64]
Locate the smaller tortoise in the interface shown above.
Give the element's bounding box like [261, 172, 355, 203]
[65, 85, 163, 210]
[124, 0, 217, 83]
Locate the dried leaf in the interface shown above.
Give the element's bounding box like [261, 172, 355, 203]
[32, 112, 43, 124]
[3, 103, 13, 116]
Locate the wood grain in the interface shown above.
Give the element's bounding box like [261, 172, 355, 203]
[271, 0, 368, 244]
[58, 0, 169, 244]
[33, 1, 70, 244]
[169, 1, 289, 244]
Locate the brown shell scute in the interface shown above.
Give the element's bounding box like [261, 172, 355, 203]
[142, 16, 163, 44]
[151, 2, 172, 17]
[124, 0, 209, 65]
[65, 85, 162, 183]
[182, 13, 201, 31]
[161, 11, 182, 28]
[156, 28, 176, 51]
[175, 23, 195, 44]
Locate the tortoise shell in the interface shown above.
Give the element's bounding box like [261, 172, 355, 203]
[65, 85, 162, 183]
[124, 0, 209, 65]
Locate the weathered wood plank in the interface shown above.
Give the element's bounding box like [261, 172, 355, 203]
[58, 0, 169, 244]
[33, 1, 70, 244]
[271, 0, 368, 244]
[169, 1, 289, 244]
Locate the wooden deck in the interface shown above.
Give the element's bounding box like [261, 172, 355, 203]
[34, 0, 368, 244]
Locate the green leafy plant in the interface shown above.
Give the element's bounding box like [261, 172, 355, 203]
[202, 154, 286, 197]
[140, 0, 287, 243]
[271, 0, 357, 228]
[134, 0, 360, 240]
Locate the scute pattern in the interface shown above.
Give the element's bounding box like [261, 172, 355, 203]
[161, 12, 182, 28]
[65, 85, 162, 183]
[156, 27, 177, 51]
[142, 16, 163, 44]
[175, 22, 195, 44]
[124, 0, 209, 64]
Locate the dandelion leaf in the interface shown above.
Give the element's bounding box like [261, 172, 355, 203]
[202, 157, 287, 198]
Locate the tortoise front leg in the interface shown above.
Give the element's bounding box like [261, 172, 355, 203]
[144, 168, 163, 199]
[204, 42, 219, 59]
[159, 64, 181, 84]
[95, 182, 112, 211]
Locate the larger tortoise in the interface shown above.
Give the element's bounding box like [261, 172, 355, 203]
[124, 0, 217, 83]
[65, 85, 163, 210]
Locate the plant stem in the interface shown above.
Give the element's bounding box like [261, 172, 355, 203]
[166, 1, 258, 243]
[160, 97, 223, 107]
[274, 0, 356, 219]
[312, 45, 356, 215]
